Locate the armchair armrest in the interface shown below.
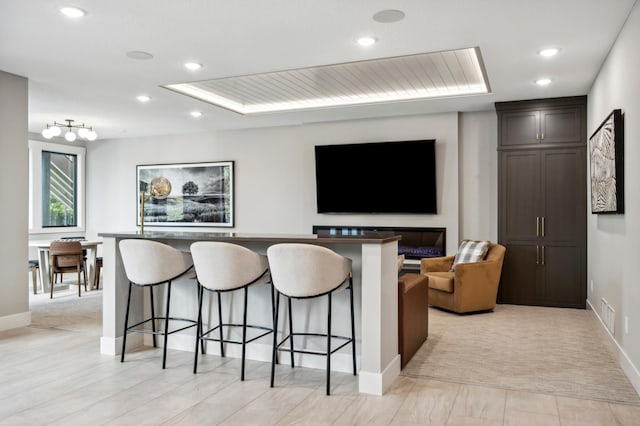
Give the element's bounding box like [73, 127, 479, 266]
[420, 255, 454, 274]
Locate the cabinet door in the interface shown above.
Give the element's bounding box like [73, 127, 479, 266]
[500, 151, 540, 241]
[540, 148, 586, 308]
[541, 244, 585, 308]
[539, 107, 583, 145]
[541, 149, 587, 242]
[500, 110, 539, 146]
[498, 244, 539, 305]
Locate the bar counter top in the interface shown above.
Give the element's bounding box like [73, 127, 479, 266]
[98, 230, 401, 245]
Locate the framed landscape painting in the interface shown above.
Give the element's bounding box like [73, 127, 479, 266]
[589, 109, 624, 214]
[137, 161, 234, 227]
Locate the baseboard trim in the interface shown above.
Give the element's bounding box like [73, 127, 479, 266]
[100, 334, 142, 355]
[0, 311, 30, 332]
[358, 354, 401, 395]
[587, 299, 640, 397]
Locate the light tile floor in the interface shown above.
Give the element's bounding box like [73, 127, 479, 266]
[2, 282, 639, 425]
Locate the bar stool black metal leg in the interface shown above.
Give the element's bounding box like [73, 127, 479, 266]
[270, 291, 280, 388]
[349, 278, 356, 375]
[150, 286, 157, 347]
[217, 292, 224, 357]
[194, 283, 204, 374]
[241, 286, 248, 381]
[288, 297, 294, 368]
[199, 285, 205, 355]
[162, 280, 172, 369]
[121, 281, 133, 362]
[326, 292, 332, 395]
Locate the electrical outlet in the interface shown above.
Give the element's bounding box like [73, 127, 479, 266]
[590, 279, 594, 292]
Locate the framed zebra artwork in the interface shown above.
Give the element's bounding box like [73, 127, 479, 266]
[589, 109, 624, 214]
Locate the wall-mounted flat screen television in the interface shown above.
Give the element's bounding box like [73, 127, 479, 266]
[315, 139, 436, 214]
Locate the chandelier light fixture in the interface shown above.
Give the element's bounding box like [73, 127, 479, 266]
[41, 119, 98, 141]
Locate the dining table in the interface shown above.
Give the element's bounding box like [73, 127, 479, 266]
[28, 239, 103, 293]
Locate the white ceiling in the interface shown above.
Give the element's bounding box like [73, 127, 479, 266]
[0, 0, 636, 140]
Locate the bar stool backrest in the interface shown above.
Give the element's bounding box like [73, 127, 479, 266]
[191, 242, 269, 291]
[267, 243, 351, 298]
[119, 239, 193, 285]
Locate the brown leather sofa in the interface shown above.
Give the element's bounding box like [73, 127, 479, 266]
[398, 273, 429, 369]
[420, 242, 506, 314]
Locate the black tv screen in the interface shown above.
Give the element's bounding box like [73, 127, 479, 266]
[315, 139, 437, 214]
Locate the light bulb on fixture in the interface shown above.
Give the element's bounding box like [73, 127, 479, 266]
[41, 119, 98, 141]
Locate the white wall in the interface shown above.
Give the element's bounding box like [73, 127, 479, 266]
[0, 70, 29, 330]
[587, 0, 640, 391]
[87, 112, 464, 255]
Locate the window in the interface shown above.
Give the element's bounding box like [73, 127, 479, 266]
[29, 140, 85, 233]
[42, 151, 78, 227]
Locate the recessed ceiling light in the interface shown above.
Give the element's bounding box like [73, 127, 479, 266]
[536, 78, 552, 86]
[356, 36, 377, 47]
[60, 7, 86, 18]
[190, 111, 203, 118]
[136, 95, 151, 102]
[539, 48, 559, 57]
[373, 9, 405, 23]
[126, 51, 154, 60]
[184, 62, 203, 71]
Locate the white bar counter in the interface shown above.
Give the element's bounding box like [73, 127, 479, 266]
[98, 230, 400, 395]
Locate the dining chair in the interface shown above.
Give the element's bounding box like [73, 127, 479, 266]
[28, 260, 40, 295]
[48, 241, 88, 298]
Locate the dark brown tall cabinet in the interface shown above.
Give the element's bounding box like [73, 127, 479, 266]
[496, 96, 587, 309]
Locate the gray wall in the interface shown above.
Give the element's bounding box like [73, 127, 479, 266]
[587, 0, 640, 391]
[0, 70, 29, 330]
[86, 112, 495, 257]
[459, 111, 499, 242]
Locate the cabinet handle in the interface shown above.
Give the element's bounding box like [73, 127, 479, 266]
[541, 133, 544, 141]
[542, 246, 545, 265]
[541, 217, 545, 237]
[536, 245, 539, 265]
[536, 133, 540, 141]
[536, 217, 540, 237]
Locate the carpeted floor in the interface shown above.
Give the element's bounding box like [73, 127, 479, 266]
[402, 304, 640, 405]
[29, 287, 103, 336]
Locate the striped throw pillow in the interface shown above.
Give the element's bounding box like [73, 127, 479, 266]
[450, 240, 490, 271]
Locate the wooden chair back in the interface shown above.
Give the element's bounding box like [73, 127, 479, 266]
[49, 241, 83, 269]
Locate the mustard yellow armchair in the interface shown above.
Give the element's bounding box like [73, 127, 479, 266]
[420, 242, 506, 313]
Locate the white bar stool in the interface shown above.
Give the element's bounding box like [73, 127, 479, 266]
[119, 239, 197, 369]
[190, 241, 273, 380]
[267, 243, 356, 395]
